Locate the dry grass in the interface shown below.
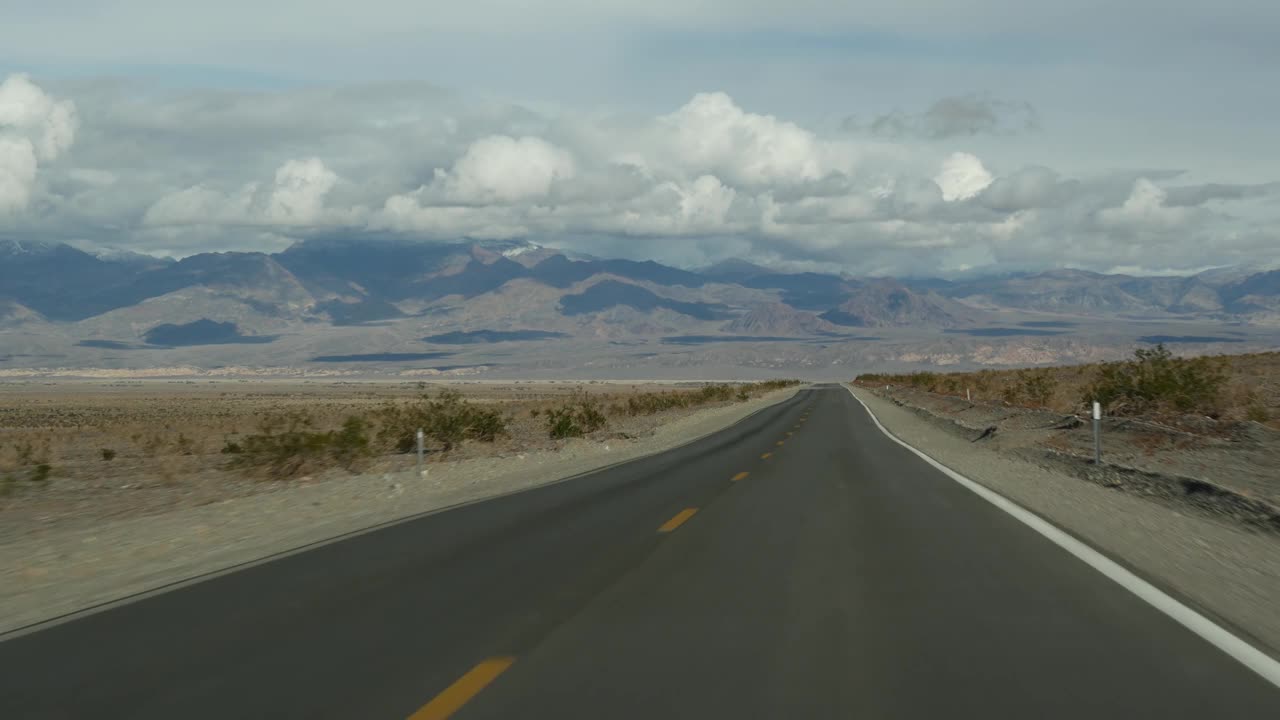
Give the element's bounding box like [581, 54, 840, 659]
[855, 349, 1280, 427]
[0, 379, 799, 498]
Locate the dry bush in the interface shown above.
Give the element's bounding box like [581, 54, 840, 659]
[375, 389, 508, 453]
[1084, 345, 1227, 417]
[858, 346, 1264, 421]
[225, 413, 372, 480]
[547, 392, 608, 439]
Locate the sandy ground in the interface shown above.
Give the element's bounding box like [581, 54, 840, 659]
[848, 384, 1280, 659]
[0, 387, 799, 636]
[0, 380, 783, 540]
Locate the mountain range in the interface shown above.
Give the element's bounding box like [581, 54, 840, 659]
[2, 237, 1278, 376]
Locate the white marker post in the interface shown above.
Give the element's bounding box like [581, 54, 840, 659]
[1092, 401, 1103, 465]
[416, 428, 425, 475]
[967, 387, 971, 402]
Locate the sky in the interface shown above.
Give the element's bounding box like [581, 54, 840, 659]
[1, 1, 1278, 276]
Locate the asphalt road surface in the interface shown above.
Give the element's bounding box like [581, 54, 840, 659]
[3, 385, 1278, 719]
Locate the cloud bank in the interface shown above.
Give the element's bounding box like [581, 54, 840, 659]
[2, 74, 1278, 276]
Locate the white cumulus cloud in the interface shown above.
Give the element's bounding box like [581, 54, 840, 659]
[439, 135, 575, 203]
[658, 92, 828, 186]
[1098, 178, 1192, 229]
[0, 74, 78, 213]
[267, 158, 339, 224]
[144, 157, 350, 227]
[934, 152, 993, 202]
[7, 79, 1279, 276]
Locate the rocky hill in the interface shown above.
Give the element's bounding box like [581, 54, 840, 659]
[2, 237, 1278, 375]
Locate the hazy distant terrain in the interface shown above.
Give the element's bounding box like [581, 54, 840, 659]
[2, 237, 1278, 378]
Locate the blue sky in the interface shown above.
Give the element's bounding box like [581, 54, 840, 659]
[1, 1, 1278, 274]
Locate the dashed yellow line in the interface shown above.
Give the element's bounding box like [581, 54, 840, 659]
[761, 452, 772, 460]
[731, 471, 749, 482]
[409, 657, 515, 720]
[786, 431, 793, 436]
[658, 508, 699, 533]
[776, 440, 785, 446]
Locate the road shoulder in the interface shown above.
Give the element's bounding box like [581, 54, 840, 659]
[847, 384, 1280, 660]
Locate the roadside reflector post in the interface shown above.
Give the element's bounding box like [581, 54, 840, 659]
[967, 387, 971, 402]
[416, 428, 425, 476]
[1092, 402, 1103, 465]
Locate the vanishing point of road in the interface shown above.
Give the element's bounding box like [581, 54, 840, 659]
[3, 385, 1278, 718]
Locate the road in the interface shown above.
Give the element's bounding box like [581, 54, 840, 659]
[2, 385, 1278, 718]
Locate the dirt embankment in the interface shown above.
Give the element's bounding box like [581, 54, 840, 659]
[857, 384, 1280, 533]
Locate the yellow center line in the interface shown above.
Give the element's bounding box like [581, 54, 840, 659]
[776, 440, 785, 446]
[409, 657, 515, 720]
[786, 431, 793, 436]
[658, 508, 699, 533]
[731, 471, 749, 482]
[761, 452, 772, 460]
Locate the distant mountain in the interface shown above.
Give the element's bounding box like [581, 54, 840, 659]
[316, 298, 405, 325]
[423, 329, 571, 344]
[0, 238, 168, 320]
[722, 303, 838, 335]
[937, 268, 1280, 319]
[143, 319, 277, 347]
[559, 280, 730, 320]
[945, 270, 1168, 315]
[3, 236, 1280, 374]
[696, 258, 772, 283]
[0, 299, 42, 326]
[276, 236, 463, 300]
[742, 272, 855, 310]
[820, 280, 979, 328]
[529, 255, 707, 289]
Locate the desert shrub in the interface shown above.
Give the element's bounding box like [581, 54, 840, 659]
[228, 413, 371, 479]
[696, 384, 736, 403]
[135, 433, 167, 458]
[377, 389, 507, 453]
[547, 392, 608, 439]
[1084, 344, 1227, 416]
[1018, 369, 1057, 407]
[1001, 383, 1022, 405]
[467, 408, 507, 442]
[620, 382, 781, 417]
[100, 448, 116, 461]
[330, 416, 372, 468]
[971, 371, 993, 394]
[1246, 405, 1270, 423]
[174, 433, 196, 456]
[0, 474, 14, 497]
[30, 464, 52, 482]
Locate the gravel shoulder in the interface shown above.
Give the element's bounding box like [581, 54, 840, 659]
[847, 384, 1280, 659]
[0, 387, 799, 636]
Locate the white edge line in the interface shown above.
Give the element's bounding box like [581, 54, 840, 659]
[0, 387, 808, 642]
[844, 384, 1280, 690]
